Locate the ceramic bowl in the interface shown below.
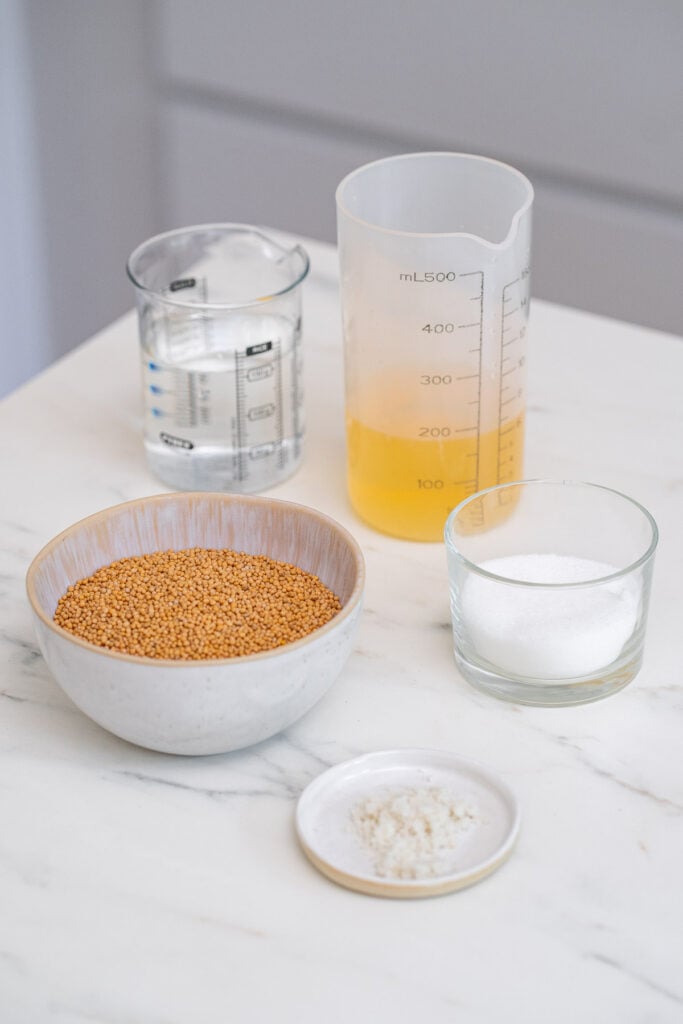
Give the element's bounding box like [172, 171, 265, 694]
[26, 492, 365, 755]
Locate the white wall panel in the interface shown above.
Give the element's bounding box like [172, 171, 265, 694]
[159, 0, 683, 205]
[159, 103, 396, 240]
[26, 0, 158, 364]
[532, 184, 683, 330]
[0, 1, 51, 397]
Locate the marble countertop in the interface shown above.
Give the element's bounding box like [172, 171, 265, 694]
[1, 235, 682, 1023]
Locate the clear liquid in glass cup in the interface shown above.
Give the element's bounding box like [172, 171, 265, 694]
[127, 224, 309, 493]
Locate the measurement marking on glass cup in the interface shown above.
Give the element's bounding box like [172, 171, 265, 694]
[234, 349, 247, 482]
[399, 271, 458, 282]
[497, 276, 527, 485]
[455, 478, 477, 486]
[291, 315, 303, 460]
[247, 403, 276, 421]
[420, 374, 453, 385]
[235, 338, 288, 476]
[408, 270, 484, 493]
[247, 364, 274, 382]
[396, 265, 492, 529]
[274, 339, 286, 469]
[249, 442, 275, 460]
[470, 271, 484, 489]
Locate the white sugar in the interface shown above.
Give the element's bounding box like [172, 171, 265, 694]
[460, 554, 640, 679]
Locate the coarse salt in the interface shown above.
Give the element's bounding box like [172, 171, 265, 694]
[350, 785, 481, 880]
[459, 553, 640, 679]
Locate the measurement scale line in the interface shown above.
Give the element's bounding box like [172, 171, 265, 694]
[291, 317, 302, 459]
[502, 336, 520, 347]
[497, 281, 511, 481]
[199, 277, 212, 356]
[458, 322, 480, 329]
[275, 339, 285, 470]
[235, 350, 246, 482]
[474, 273, 484, 489]
[502, 306, 520, 318]
[457, 373, 479, 381]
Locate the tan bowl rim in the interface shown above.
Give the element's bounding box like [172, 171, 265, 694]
[26, 492, 366, 668]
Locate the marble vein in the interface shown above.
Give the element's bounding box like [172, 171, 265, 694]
[587, 951, 683, 1007]
[554, 733, 683, 813]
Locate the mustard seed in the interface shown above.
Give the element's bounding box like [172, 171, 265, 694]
[53, 548, 342, 659]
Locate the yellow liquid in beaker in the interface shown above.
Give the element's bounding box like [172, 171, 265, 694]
[346, 414, 525, 541]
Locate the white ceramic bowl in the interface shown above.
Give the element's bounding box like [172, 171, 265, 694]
[26, 493, 365, 755]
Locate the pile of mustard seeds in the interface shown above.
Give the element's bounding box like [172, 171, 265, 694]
[53, 547, 342, 659]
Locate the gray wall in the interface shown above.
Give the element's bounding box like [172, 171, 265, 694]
[2, 0, 681, 397]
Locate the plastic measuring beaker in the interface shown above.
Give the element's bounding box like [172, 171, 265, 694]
[336, 153, 533, 541]
[127, 224, 309, 493]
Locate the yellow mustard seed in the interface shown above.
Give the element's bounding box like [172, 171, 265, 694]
[53, 547, 342, 659]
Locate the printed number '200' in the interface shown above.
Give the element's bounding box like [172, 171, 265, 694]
[419, 426, 451, 438]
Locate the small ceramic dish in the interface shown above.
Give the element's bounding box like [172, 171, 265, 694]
[26, 492, 365, 755]
[296, 749, 520, 898]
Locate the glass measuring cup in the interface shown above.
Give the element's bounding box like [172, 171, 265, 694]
[445, 481, 658, 706]
[127, 224, 309, 493]
[336, 153, 533, 541]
